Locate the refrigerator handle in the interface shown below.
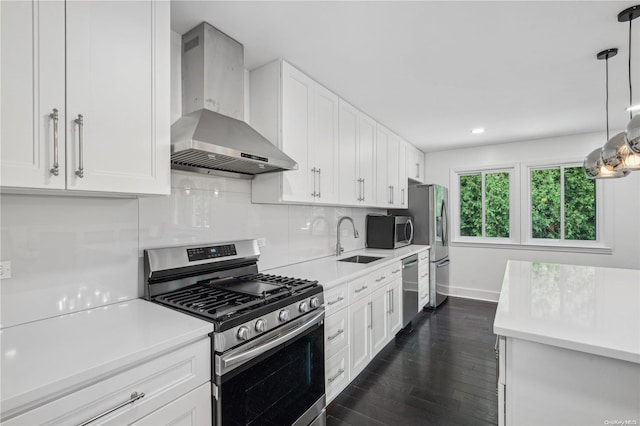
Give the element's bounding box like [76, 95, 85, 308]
[441, 200, 449, 246]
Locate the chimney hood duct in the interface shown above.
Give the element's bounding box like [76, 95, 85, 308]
[171, 23, 297, 178]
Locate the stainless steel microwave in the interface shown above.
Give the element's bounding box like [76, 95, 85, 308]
[365, 215, 414, 249]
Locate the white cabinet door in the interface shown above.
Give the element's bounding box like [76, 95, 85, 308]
[312, 84, 339, 203]
[387, 132, 400, 207]
[397, 139, 408, 208]
[338, 99, 359, 205]
[375, 124, 391, 207]
[281, 62, 314, 203]
[370, 286, 389, 357]
[1, 0, 66, 189]
[131, 382, 212, 426]
[388, 279, 403, 337]
[65, 0, 169, 194]
[358, 112, 376, 205]
[349, 296, 371, 379]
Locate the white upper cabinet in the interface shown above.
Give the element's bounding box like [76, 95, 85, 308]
[397, 138, 408, 208]
[407, 144, 425, 184]
[1, 0, 170, 195]
[312, 84, 340, 203]
[252, 60, 339, 205]
[375, 124, 401, 207]
[1, 1, 66, 190]
[338, 100, 375, 206]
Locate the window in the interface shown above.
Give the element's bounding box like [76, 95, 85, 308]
[529, 165, 596, 241]
[452, 165, 516, 242]
[450, 160, 606, 252]
[459, 172, 510, 238]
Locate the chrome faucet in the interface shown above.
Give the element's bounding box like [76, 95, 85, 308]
[336, 216, 359, 256]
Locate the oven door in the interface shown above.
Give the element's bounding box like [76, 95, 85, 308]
[214, 309, 325, 426]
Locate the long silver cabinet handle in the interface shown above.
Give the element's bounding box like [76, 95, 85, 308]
[354, 285, 368, 293]
[328, 329, 344, 341]
[388, 186, 392, 204]
[75, 114, 84, 178]
[416, 163, 420, 179]
[368, 301, 373, 329]
[401, 188, 405, 205]
[311, 167, 317, 197]
[391, 185, 394, 204]
[390, 288, 394, 313]
[357, 178, 363, 201]
[78, 391, 145, 426]
[362, 178, 365, 202]
[327, 296, 345, 306]
[328, 368, 345, 383]
[49, 108, 60, 176]
[387, 289, 392, 314]
[317, 168, 321, 198]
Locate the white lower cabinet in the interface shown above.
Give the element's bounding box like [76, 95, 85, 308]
[131, 382, 212, 426]
[4, 339, 211, 426]
[325, 345, 350, 404]
[323, 260, 407, 403]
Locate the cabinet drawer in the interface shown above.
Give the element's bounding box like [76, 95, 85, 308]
[5, 338, 210, 426]
[348, 276, 371, 302]
[418, 250, 430, 263]
[418, 267, 429, 282]
[369, 262, 398, 290]
[388, 262, 403, 283]
[131, 382, 212, 426]
[324, 284, 349, 316]
[326, 346, 350, 404]
[325, 308, 349, 359]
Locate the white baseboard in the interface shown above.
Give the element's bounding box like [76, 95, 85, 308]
[439, 284, 500, 303]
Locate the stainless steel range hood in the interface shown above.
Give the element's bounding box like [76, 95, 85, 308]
[171, 23, 297, 178]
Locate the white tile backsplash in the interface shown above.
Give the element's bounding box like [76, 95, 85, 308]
[0, 195, 139, 328]
[0, 173, 382, 327]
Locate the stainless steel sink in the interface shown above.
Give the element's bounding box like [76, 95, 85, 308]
[338, 255, 383, 264]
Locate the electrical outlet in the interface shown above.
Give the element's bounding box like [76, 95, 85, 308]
[0, 261, 12, 280]
[257, 238, 266, 248]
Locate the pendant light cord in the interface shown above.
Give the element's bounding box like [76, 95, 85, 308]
[606, 55, 610, 139]
[630, 18, 634, 120]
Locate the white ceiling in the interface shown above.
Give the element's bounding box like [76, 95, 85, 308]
[171, 1, 640, 153]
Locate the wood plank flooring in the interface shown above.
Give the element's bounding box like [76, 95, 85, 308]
[326, 297, 498, 426]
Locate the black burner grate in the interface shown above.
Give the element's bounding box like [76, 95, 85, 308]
[155, 273, 319, 326]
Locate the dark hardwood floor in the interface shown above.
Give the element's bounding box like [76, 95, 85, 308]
[326, 297, 498, 426]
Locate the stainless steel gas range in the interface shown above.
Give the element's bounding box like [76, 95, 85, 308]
[144, 239, 326, 426]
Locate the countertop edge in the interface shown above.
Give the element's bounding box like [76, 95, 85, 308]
[493, 324, 640, 364]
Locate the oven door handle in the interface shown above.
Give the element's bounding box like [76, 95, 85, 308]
[221, 310, 325, 370]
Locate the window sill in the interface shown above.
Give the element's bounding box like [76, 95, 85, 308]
[450, 240, 613, 255]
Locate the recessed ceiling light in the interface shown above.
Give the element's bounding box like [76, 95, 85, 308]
[471, 128, 485, 134]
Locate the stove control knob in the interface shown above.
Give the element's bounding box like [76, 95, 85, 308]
[298, 301, 309, 313]
[309, 297, 320, 309]
[255, 319, 266, 333]
[237, 326, 249, 341]
[279, 310, 290, 322]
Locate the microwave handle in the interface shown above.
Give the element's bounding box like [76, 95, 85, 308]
[405, 219, 414, 244]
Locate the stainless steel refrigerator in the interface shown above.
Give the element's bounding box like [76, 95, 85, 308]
[390, 184, 449, 308]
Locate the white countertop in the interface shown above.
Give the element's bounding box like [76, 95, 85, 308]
[494, 260, 640, 364]
[0, 299, 213, 418]
[265, 245, 430, 290]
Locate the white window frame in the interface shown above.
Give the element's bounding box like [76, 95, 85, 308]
[521, 159, 609, 251]
[450, 163, 520, 245]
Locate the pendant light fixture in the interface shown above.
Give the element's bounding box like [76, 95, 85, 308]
[601, 5, 640, 171]
[620, 5, 640, 156]
[584, 48, 630, 179]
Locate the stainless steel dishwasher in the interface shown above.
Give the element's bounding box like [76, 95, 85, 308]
[402, 254, 419, 327]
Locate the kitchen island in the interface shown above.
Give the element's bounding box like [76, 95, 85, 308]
[494, 260, 640, 426]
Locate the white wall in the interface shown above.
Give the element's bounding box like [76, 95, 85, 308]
[424, 132, 640, 301]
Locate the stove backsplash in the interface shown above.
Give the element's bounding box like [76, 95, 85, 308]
[0, 172, 382, 327]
